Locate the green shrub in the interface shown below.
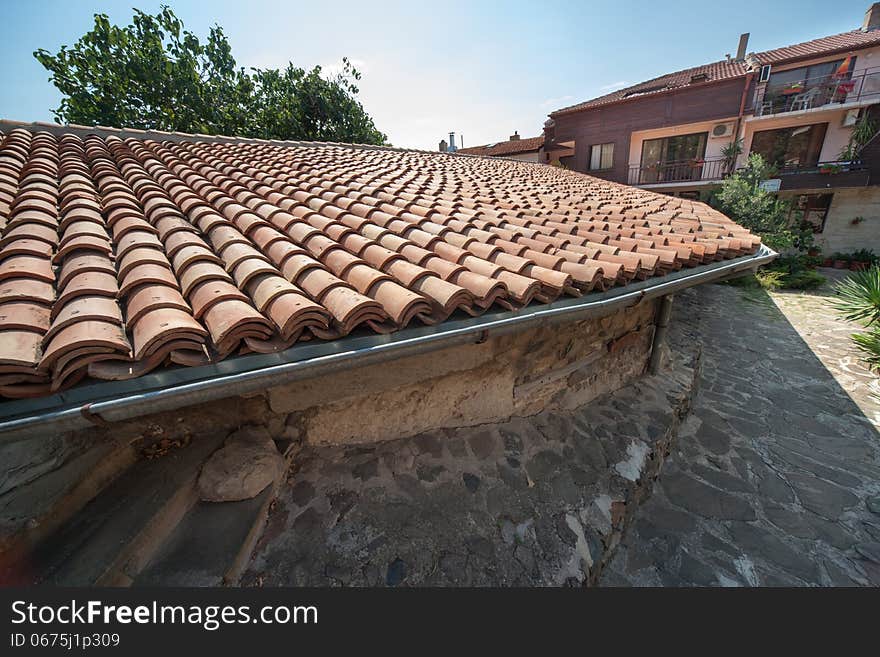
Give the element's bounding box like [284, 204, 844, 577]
[784, 269, 826, 290]
[755, 269, 786, 290]
[834, 266, 880, 325]
[834, 266, 880, 373]
[851, 249, 878, 264]
[852, 331, 880, 371]
[711, 154, 797, 251]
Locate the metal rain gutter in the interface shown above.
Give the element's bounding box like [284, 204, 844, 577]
[0, 245, 776, 442]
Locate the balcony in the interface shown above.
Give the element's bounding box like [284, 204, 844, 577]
[627, 156, 731, 186]
[754, 68, 880, 117]
[775, 159, 871, 190]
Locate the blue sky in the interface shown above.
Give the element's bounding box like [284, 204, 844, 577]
[0, 0, 871, 149]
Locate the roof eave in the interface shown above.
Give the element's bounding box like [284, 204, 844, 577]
[0, 245, 777, 442]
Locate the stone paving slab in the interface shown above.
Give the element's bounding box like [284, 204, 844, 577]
[602, 279, 880, 587]
[243, 321, 701, 586]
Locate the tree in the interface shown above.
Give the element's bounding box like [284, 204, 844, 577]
[34, 6, 387, 145]
[712, 154, 800, 251]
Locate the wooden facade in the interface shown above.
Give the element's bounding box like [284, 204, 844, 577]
[549, 78, 750, 183]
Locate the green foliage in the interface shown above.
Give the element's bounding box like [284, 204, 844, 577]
[782, 269, 826, 290]
[754, 269, 786, 290]
[724, 253, 827, 291]
[839, 113, 878, 161]
[33, 6, 386, 145]
[833, 265, 880, 372]
[720, 138, 743, 173]
[851, 248, 878, 264]
[834, 266, 880, 325]
[851, 330, 880, 371]
[712, 154, 797, 251]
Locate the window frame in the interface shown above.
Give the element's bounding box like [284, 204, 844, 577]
[589, 142, 615, 171]
[788, 193, 833, 233]
[750, 123, 828, 171]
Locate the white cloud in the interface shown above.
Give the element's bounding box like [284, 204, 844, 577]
[597, 80, 632, 92]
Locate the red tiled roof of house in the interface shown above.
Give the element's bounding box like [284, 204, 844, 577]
[0, 122, 760, 399]
[553, 28, 880, 115]
[458, 136, 544, 157]
[757, 28, 880, 64]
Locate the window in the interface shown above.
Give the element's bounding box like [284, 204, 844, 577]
[750, 123, 828, 170]
[589, 143, 614, 170]
[639, 132, 708, 183]
[763, 59, 852, 113]
[788, 193, 833, 233]
[767, 59, 847, 93]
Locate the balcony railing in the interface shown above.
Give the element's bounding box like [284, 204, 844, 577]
[628, 156, 731, 185]
[773, 159, 871, 190]
[776, 159, 867, 175]
[754, 68, 880, 117]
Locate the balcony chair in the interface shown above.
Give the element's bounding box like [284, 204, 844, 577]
[790, 87, 821, 112]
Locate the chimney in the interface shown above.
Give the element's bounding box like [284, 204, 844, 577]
[509, 131, 520, 141]
[448, 132, 457, 152]
[439, 139, 448, 153]
[864, 3, 880, 30]
[735, 33, 750, 61]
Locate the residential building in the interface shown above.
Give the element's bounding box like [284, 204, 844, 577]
[546, 3, 880, 253]
[457, 132, 545, 162]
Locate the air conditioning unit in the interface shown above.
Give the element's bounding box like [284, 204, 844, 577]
[842, 108, 861, 127]
[711, 122, 735, 138]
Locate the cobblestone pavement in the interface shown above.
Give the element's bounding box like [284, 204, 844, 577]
[602, 278, 880, 586]
[768, 268, 880, 428]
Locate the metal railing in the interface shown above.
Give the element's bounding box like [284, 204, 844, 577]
[628, 156, 731, 185]
[754, 68, 880, 117]
[775, 159, 867, 175]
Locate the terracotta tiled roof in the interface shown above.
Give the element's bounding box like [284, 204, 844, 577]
[0, 123, 760, 399]
[553, 60, 748, 114]
[458, 136, 544, 157]
[553, 28, 880, 115]
[756, 28, 880, 64]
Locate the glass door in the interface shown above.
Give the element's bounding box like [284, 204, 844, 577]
[640, 132, 708, 182]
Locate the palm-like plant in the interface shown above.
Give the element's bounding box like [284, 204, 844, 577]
[834, 266, 880, 371]
[834, 266, 880, 324]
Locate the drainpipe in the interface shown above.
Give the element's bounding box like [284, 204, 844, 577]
[648, 295, 674, 374]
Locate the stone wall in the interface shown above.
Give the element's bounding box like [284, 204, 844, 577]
[0, 301, 659, 554]
[804, 187, 880, 254]
[266, 298, 658, 445]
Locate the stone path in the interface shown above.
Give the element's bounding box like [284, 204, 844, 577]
[602, 277, 880, 586]
[768, 268, 880, 428]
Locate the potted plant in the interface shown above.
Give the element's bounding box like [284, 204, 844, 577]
[851, 249, 877, 271]
[819, 163, 842, 174]
[822, 255, 834, 267]
[832, 252, 851, 269]
[721, 138, 744, 175]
